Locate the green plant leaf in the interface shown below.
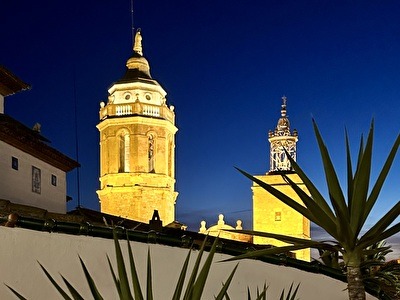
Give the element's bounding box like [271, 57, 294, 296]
[191, 237, 220, 300]
[348, 124, 373, 236]
[312, 119, 351, 240]
[172, 249, 191, 300]
[361, 223, 400, 250]
[345, 128, 354, 214]
[214, 263, 238, 300]
[253, 283, 268, 300]
[236, 168, 317, 223]
[284, 149, 337, 228]
[106, 255, 122, 298]
[126, 232, 144, 300]
[279, 282, 300, 300]
[38, 262, 72, 300]
[146, 249, 153, 300]
[78, 256, 104, 299]
[223, 244, 310, 262]
[363, 134, 400, 229]
[226, 229, 337, 251]
[282, 173, 337, 237]
[359, 202, 400, 248]
[182, 238, 207, 300]
[5, 284, 28, 300]
[112, 230, 134, 300]
[60, 275, 85, 300]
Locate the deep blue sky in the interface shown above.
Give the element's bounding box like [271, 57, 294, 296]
[2, 1, 400, 255]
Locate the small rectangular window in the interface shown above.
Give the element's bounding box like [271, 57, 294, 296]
[275, 211, 282, 221]
[12, 157, 18, 170]
[51, 174, 57, 186]
[32, 166, 41, 194]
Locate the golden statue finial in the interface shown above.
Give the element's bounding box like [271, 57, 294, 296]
[133, 28, 143, 56]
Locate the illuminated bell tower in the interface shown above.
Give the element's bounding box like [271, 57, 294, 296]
[252, 97, 310, 261]
[96, 30, 178, 225]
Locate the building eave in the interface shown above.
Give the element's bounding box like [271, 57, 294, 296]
[0, 65, 30, 96]
[0, 114, 79, 172]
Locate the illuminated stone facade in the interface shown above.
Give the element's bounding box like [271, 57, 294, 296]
[96, 31, 178, 225]
[252, 97, 311, 261]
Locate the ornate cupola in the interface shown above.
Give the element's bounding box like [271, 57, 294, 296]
[96, 30, 178, 225]
[268, 96, 298, 173]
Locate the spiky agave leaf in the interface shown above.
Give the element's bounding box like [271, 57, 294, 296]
[146, 249, 153, 300]
[182, 237, 208, 300]
[222, 229, 340, 264]
[214, 263, 238, 300]
[191, 237, 220, 300]
[78, 256, 103, 299]
[279, 283, 300, 300]
[223, 244, 311, 263]
[106, 255, 122, 298]
[112, 230, 134, 300]
[38, 262, 73, 300]
[254, 283, 268, 300]
[125, 232, 144, 300]
[5, 284, 28, 300]
[60, 275, 85, 300]
[171, 250, 191, 300]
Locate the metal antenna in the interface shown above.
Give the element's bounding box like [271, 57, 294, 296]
[131, 0, 135, 46]
[73, 66, 81, 208]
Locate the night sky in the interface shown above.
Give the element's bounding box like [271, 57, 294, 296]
[2, 1, 400, 258]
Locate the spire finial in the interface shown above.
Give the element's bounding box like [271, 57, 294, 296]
[281, 95, 287, 117]
[133, 29, 143, 56]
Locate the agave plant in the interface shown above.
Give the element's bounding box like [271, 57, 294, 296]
[231, 120, 400, 300]
[6, 230, 238, 300]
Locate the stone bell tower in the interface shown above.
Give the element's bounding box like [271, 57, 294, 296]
[96, 30, 178, 225]
[252, 97, 310, 261]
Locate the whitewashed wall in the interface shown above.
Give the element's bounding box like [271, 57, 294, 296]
[0, 141, 67, 213]
[0, 95, 4, 114]
[0, 226, 375, 299]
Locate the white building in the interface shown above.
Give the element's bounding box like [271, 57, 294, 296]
[0, 66, 79, 214]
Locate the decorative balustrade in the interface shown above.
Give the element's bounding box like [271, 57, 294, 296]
[99, 102, 174, 123]
[116, 105, 132, 116]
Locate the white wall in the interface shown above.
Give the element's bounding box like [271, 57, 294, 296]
[0, 94, 4, 114]
[0, 227, 375, 300]
[0, 141, 67, 213]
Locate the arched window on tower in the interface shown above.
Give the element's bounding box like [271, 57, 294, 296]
[118, 131, 130, 173]
[148, 134, 155, 173]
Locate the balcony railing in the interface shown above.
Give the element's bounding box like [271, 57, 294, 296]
[99, 102, 175, 123]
